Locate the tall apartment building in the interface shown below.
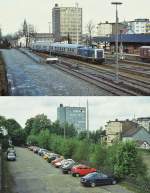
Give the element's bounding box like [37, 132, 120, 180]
[57, 104, 86, 132]
[52, 3, 82, 43]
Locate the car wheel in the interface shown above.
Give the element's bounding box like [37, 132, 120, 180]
[75, 173, 80, 177]
[91, 182, 96, 187]
[112, 180, 117, 185]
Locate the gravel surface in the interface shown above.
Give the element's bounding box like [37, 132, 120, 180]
[6, 147, 134, 193]
[2, 49, 112, 96]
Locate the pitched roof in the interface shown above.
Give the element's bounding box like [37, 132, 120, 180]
[122, 125, 141, 137]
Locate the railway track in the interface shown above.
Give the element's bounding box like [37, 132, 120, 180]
[33, 51, 150, 96]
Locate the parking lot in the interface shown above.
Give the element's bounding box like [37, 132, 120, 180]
[5, 147, 134, 193]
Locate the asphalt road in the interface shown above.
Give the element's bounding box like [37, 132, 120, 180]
[2, 49, 112, 96]
[6, 147, 134, 193]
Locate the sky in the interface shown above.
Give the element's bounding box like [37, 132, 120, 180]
[0, 97, 150, 130]
[0, 0, 150, 35]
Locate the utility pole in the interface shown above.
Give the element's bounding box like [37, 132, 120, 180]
[48, 22, 51, 34]
[86, 100, 89, 139]
[111, 2, 122, 83]
[64, 123, 66, 139]
[76, 2, 79, 44]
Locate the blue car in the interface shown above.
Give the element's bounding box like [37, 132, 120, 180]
[80, 172, 117, 187]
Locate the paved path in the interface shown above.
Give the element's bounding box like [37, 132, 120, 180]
[6, 147, 134, 193]
[2, 49, 112, 96]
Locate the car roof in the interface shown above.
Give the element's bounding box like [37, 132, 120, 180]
[50, 43, 84, 49]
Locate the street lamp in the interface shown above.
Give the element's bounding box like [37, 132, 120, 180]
[76, 2, 79, 44]
[111, 2, 122, 83]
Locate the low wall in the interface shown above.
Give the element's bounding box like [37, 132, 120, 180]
[0, 52, 8, 96]
[0, 144, 2, 192]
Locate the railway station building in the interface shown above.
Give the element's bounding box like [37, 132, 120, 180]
[93, 34, 150, 54]
[52, 3, 82, 43]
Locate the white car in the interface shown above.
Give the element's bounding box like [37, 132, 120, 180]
[7, 152, 16, 161]
[55, 159, 75, 168]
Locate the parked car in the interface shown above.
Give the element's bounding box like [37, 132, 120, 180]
[7, 152, 16, 161]
[47, 154, 60, 163]
[28, 146, 35, 151]
[7, 148, 16, 156]
[43, 153, 54, 160]
[53, 157, 73, 168]
[80, 172, 117, 187]
[38, 149, 48, 156]
[52, 157, 64, 166]
[61, 161, 76, 174]
[33, 147, 40, 154]
[71, 165, 96, 177]
[60, 159, 75, 168]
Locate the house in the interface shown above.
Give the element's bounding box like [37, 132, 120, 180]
[122, 125, 150, 149]
[105, 119, 150, 148]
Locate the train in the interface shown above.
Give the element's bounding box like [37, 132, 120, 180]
[30, 42, 105, 64]
[140, 46, 150, 62]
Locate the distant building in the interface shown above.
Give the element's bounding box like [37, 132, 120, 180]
[57, 104, 86, 132]
[30, 33, 54, 43]
[23, 19, 28, 37]
[17, 36, 26, 47]
[105, 119, 150, 147]
[105, 119, 135, 145]
[96, 22, 112, 36]
[137, 117, 150, 133]
[52, 3, 82, 43]
[128, 18, 150, 34]
[122, 126, 150, 149]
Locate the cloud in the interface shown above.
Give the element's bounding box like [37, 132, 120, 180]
[0, 0, 150, 34]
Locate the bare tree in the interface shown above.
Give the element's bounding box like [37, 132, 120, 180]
[86, 20, 95, 46]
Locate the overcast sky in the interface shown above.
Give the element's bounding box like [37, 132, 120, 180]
[0, 0, 150, 35]
[0, 97, 149, 130]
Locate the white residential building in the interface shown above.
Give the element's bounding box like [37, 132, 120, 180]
[96, 22, 112, 36]
[137, 117, 150, 133]
[128, 19, 150, 34]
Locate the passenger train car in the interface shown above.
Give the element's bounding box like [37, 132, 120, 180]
[31, 42, 105, 63]
[140, 46, 150, 62]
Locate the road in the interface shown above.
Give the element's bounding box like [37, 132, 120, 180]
[6, 147, 134, 193]
[2, 49, 111, 96]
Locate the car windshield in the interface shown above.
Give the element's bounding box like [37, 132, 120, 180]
[85, 173, 97, 178]
[8, 153, 15, 156]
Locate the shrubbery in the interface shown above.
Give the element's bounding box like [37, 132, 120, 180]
[27, 130, 147, 177]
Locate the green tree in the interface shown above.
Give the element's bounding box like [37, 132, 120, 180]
[25, 114, 51, 135]
[112, 141, 147, 178]
[91, 143, 107, 169]
[5, 118, 22, 136]
[24, 117, 35, 135]
[73, 139, 90, 162]
[38, 130, 51, 149]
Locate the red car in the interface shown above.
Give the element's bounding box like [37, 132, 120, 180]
[71, 164, 97, 177]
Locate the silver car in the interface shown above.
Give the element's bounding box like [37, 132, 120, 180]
[7, 152, 16, 161]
